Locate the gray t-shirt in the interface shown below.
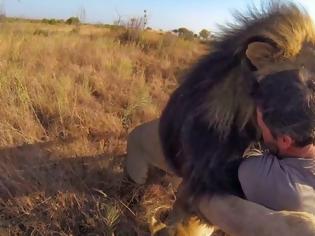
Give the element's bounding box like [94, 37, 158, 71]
[238, 154, 315, 214]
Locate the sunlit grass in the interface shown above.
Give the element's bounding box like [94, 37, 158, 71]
[0, 20, 206, 235]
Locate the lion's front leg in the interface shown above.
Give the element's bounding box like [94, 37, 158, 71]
[152, 183, 216, 236]
[152, 214, 215, 236]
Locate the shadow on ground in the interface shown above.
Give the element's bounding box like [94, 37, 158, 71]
[0, 138, 177, 235]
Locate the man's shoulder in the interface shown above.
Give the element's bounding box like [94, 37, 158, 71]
[238, 153, 304, 211]
[239, 154, 315, 182]
[238, 153, 283, 195]
[238, 153, 281, 179]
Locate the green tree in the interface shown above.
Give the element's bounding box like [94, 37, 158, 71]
[66, 17, 80, 25]
[177, 27, 194, 41]
[199, 29, 211, 40]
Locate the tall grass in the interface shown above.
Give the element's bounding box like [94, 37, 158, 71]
[0, 20, 206, 235]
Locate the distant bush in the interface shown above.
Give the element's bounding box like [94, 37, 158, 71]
[199, 29, 211, 41]
[42, 18, 64, 25]
[119, 29, 142, 45]
[136, 32, 179, 55]
[118, 17, 146, 45]
[177, 27, 194, 41]
[66, 17, 80, 25]
[107, 24, 125, 31]
[33, 29, 49, 37]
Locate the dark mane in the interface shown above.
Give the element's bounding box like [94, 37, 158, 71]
[216, 2, 315, 57]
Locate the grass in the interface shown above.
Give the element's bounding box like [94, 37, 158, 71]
[0, 19, 206, 235]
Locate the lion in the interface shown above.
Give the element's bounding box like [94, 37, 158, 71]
[158, 0, 315, 224]
[126, 120, 315, 235]
[126, 2, 315, 235]
[159, 1, 315, 201]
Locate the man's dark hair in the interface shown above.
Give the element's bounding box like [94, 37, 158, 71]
[255, 69, 315, 147]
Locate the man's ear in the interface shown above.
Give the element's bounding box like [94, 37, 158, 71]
[277, 134, 294, 150]
[246, 42, 282, 70]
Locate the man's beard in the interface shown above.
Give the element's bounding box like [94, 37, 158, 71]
[264, 142, 279, 155]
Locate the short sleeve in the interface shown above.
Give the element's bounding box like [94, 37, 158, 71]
[238, 154, 302, 211]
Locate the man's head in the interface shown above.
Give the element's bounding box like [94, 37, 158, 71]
[255, 69, 315, 156]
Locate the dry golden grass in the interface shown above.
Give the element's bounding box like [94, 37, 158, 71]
[0, 20, 206, 235]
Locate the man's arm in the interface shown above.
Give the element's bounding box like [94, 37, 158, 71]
[198, 195, 315, 236]
[238, 154, 301, 211]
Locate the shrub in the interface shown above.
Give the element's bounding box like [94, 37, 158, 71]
[33, 29, 49, 37]
[118, 17, 146, 45]
[119, 29, 142, 45]
[42, 18, 64, 25]
[178, 27, 195, 41]
[199, 29, 211, 40]
[66, 17, 80, 25]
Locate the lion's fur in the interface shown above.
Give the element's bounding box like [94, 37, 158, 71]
[159, 1, 315, 199]
[217, 3, 315, 59]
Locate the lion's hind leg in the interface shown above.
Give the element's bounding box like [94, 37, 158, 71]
[152, 189, 216, 236]
[125, 119, 175, 184]
[126, 128, 151, 184]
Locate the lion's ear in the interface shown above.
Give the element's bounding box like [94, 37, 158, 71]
[246, 42, 281, 70]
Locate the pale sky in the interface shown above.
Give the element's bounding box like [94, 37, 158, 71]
[3, 0, 315, 33]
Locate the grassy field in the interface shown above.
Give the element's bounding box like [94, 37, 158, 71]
[0, 20, 206, 235]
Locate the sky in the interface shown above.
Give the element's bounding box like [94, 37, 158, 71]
[3, 0, 315, 33]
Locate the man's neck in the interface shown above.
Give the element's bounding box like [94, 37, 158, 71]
[280, 144, 315, 159]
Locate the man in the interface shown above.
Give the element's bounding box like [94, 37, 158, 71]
[197, 69, 315, 235]
[199, 68, 315, 227]
[236, 69, 315, 214]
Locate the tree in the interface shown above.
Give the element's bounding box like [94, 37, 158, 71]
[199, 29, 211, 40]
[177, 27, 194, 41]
[66, 17, 80, 25]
